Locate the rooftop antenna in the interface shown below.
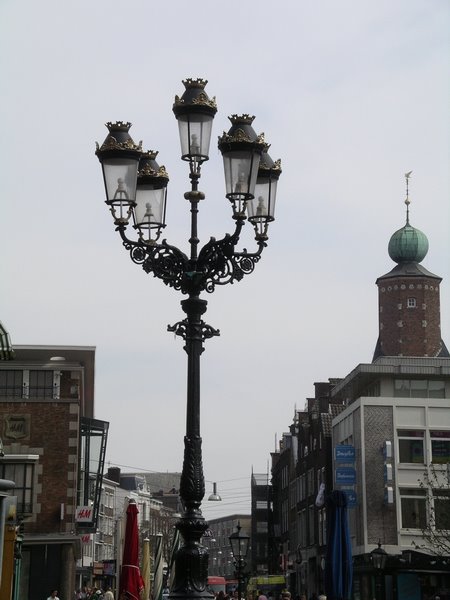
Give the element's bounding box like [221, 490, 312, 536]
[405, 170, 412, 224]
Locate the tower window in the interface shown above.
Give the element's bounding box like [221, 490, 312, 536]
[407, 297, 417, 308]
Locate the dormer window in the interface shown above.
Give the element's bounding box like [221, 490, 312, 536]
[407, 297, 416, 308]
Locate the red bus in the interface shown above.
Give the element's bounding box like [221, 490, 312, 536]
[208, 576, 226, 594]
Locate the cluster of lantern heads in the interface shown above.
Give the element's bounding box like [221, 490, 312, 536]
[96, 78, 282, 244]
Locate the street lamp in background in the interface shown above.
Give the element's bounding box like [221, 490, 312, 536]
[370, 541, 388, 600]
[229, 522, 250, 600]
[96, 79, 281, 600]
[208, 483, 221, 502]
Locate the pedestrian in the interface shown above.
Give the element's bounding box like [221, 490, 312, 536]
[47, 591, 60, 600]
[258, 592, 268, 600]
[104, 588, 114, 600]
[318, 593, 327, 600]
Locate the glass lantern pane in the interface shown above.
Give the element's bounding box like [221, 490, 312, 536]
[177, 115, 213, 159]
[102, 158, 138, 203]
[249, 179, 277, 219]
[134, 187, 165, 227]
[230, 537, 240, 558]
[223, 153, 254, 197]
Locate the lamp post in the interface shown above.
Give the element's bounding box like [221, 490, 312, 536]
[96, 79, 281, 600]
[229, 522, 250, 600]
[370, 541, 387, 600]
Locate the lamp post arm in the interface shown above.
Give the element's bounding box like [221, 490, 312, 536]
[196, 218, 267, 293]
[116, 224, 189, 292]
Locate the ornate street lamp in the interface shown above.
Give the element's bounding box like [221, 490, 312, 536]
[370, 541, 388, 600]
[96, 78, 281, 600]
[229, 522, 250, 600]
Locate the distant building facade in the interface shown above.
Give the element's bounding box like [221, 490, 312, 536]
[250, 472, 273, 575]
[203, 514, 251, 580]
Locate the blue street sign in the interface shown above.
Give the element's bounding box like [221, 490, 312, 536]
[335, 445, 355, 463]
[344, 490, 357, 508]
[335, 467, 356, 485]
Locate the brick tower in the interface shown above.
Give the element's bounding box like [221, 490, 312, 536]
[373, 175, 449, 359]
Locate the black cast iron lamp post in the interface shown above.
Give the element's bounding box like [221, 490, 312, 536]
[229, 522, 250, 600]
[96, 78, 281, 600]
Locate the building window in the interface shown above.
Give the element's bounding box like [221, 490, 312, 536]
[430, 431, 450, 464]
[281, 499, 288, 533]
[397, 430, 424, 464]
[300, 474, 305, 501]
[400, 488, 427, 529]
[318, 507, 327, 546]
[307, 468, 315, 497]
[428, 380, 446, 398]
[0, 370, 23, 397]
[256, 521, 268, 534]
[28, 370, 54, 398]
[308, 504, 315, 544]
[0, 460, 36, 515]
[407, 298, 417, 308]
[290, 480, 296, 509]
[256, 500, 267, 510]
[365, 381, 380, 397]
[394, 379, 445, 399]
[433, 489, 450, 530]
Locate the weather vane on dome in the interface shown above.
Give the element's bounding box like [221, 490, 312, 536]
[405, 170, 412, 224]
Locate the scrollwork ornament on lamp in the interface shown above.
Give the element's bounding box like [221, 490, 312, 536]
[96, 78, 281, 600]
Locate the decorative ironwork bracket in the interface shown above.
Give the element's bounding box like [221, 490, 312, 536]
[117, 220, 266, 296]
[168, 319, 220, 342]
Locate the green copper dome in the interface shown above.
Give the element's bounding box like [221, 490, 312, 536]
[388, 223, 429, 264]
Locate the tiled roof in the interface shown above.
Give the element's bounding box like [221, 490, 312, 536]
[321, 404, 345, 436]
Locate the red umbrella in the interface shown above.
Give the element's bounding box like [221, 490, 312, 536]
[120, 499, 144, 600]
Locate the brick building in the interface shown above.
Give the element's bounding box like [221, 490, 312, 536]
[373, 205, 448, 359]
[0, 344, 108, 600]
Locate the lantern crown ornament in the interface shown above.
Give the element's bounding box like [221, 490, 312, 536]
[96, 121, 142, 153]
[218, 114, 267, 147]
[173, 79, 217, 166]
[173, 78, 218, 112]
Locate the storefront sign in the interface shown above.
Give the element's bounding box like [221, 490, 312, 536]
[335, 467, 356, 485]
[76, 506, 93, 522]
[335, 445, 355, 462]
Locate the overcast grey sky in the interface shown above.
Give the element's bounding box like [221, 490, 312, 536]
[1, 0, 449, 519]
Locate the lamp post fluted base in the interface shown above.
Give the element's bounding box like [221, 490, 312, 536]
[168, 435, 213, 600]
[169, 529, 213, 600]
